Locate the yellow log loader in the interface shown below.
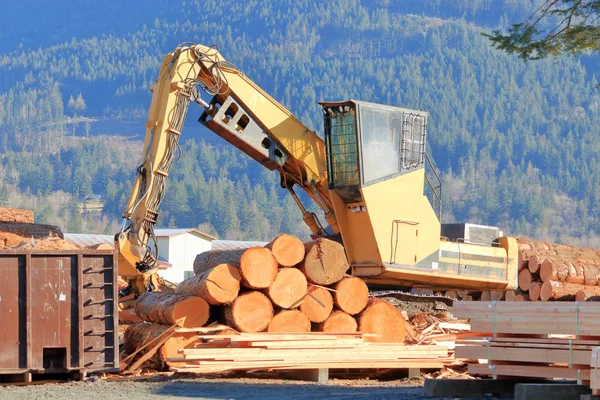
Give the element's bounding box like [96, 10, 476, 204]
[116, 43, 518, 298]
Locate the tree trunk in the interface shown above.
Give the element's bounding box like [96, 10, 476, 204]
[529, 282, 542, 301]
[333, 276, 369, 315]
[266, 268, 307, 309]
[194, 247, 278, 289]
[357, 299, 406, 343]
[267, 309, 311, 333]
[223, 291, 274, 333]
[300, 238, 349, 285]
[518, 269, 532, 291]
[540, 280, 580, 301]
[539, 258, 589, 285]
[265, 234, 305, 267]
[315, 310, 358, 333]
[175, 263, 241, 305]
[299, 286, 333, 323]
[135, 292, 209, 328]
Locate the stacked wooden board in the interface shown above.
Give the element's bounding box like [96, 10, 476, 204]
[454, 301, 600, 383]
[133, 234, 407, 341]
[516, 237, 600, 301]
[122, 323, 452, 374]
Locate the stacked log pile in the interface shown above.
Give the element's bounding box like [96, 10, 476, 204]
[0, 206, 77, 250]
[516, 237, 600, 302]
[134, 234, 406, 338]
[454, 301, 600, 384]
[123, 233, 461, 374]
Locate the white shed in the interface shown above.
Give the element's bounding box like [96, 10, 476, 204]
[154, 228, 215, 283]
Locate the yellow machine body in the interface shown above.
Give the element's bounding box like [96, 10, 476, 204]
[118, 44, 518, 296]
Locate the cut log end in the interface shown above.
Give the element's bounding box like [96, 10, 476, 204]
[299, 286, 333, 323]
[334, 276, 369, 315]
[358, 299, 406, 343]
[316, 310, 358, 333]
[265, 234, 305, 267]
[267, 268, 308, 309]
[301, 238, 349, 285]
[518, 268, 533, 292]
[528, 255, 540, 273]
[267, 309, 311, 333]
[239, 247, 279, 289]
[529, 282, 542, 301]
[135, 292, 209, 328]
[176, 263, 241, 305]
[224, 291, 273, 333]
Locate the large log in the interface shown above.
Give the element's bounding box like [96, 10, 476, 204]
[194, 247, 278, 289]
[539, 257, 589, 285]
[540, 280, 591, 301]
[529, 282, 542, 301]
[300, 238, 349, 285]
[267, 309, 311, 333]
[518, 269, 532, 292]
[135, 292, 210, 328]
[0, 221, 63, 238]
[0, 207, 34, 223]
[575, 288, 600, 302]
[528, 255, 540, 273]
[299, 286, 333, 323]
[265, 234, 305, 267]
[175, 263, 241, 305]
[358, 299, 406, 343]
[315, 310, 358, 333]
[333, 276, 369, 315]
[224, 291, 274, 333]
[266, 268, 307, 309]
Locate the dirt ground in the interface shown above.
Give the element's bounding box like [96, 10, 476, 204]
[0, 376, 509, 400]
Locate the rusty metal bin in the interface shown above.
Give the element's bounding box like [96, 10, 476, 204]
[0, 249, 119, 378]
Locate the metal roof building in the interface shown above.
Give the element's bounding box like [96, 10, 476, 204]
[211, 240, 268, 251]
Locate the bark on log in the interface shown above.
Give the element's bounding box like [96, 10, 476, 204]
[0, 222, 63, 238]
[267, 309, 311, 333]
[266, 268, 307, 309]
[224, 291, 274, 332]
[175, 263, 241, 305]
[299, 286, 333, 323]
[135, 292, 209, 328]
[358, 299, 406, 343]
[333, 276, 369, 315]
[518, 269, 533, 292]
[194, 247, 278, 289]
[300, 238, 349, 285]
[265, 234, 305, 267]
[529, 282, 542, 301]
[315, 310, 358, 333]
[540, 280, 580, 301]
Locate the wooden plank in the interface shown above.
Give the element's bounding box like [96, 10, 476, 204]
[456, 345, 590, 365]
[469, 363, 591, 380]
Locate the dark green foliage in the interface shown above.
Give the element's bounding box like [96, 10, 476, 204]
[485, 0, 600, 60]
[0, 0, 599, 245]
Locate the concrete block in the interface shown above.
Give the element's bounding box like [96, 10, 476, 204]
[287, 368, 328, 383]
[580, 395, 600, 400]
[514, 384, 591, 400]
[423, 378, 517, 397]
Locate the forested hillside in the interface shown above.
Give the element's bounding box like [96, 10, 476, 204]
[0, 0, 598, 244]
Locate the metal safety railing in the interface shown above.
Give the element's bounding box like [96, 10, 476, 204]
[424, 152, 442, 222]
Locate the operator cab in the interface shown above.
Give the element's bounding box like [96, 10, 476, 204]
[320, 100, 435, 207]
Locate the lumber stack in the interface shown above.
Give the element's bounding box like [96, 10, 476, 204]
[516, 237, 600, 302]
[122, 323, 451, 374]
[135, 234, 407, 341]
[454, 301, 600, 383]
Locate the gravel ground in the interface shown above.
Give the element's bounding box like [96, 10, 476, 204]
[0, 376, 510, 400]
